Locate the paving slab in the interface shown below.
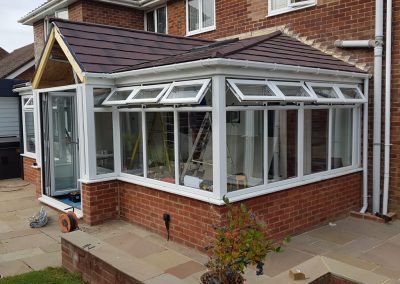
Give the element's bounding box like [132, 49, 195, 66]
[263, 247, 313, 277]
[323, 251, 378, 271]
[306, 225, 361, 245]
[0, 247, 44, 263]
[143, 249, 192, 270]
[0, 260, 32, 277]
[359, 242, 400, 271]
[145, 273, 186, 284]
[22, 251, 62, 270]
[372, 266, 400, 280]
[335, 236, 384, 257]
[335, 218, 400, 240]
[1, 232, 58, 252]
[164, 260, 205, 279]
[0, 228, 41, 241]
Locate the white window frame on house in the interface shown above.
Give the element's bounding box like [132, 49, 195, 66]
[44, 8, 69, 41]
[336, 84, 366, 104]
[102, 87, 136, 106]
[186, 0, 216, 36]
[269, 80, 317, 102]
[21, 95, 36, 158]
[160, 78, 211, 104]
[227, 79, 284, 102]
[268, 0, 316, 17]
[144, 6, 168, 34]
[126, 83, 170, 104]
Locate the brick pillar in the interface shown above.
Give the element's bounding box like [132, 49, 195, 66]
[81, 181, 119, 225]
[22, 156, 42, 197]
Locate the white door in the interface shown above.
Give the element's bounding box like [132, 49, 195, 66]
[48, 92, 79, 196]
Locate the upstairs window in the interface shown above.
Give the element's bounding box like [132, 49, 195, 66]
[44, 8, 69, 41]
[145, 6, 167, 34]
[187, 0, 215, 35]
[268, 0, 316, 16]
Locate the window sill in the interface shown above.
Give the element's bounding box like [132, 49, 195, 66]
[186, 26, 216, 37]
[267, 3, 316, 18]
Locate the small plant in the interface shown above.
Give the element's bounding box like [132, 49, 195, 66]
[201, 197, 290, 284]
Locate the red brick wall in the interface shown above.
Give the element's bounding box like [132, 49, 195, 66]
[22, 156, 41, 197]
[81, 181, 119, 225]
[82, 172, 361, 251]
[62, 238, 140, 284]
[69, 0, 144, 30]
[33, 20, 45, 65]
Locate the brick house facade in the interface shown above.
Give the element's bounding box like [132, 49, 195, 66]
[19, 0, 398, 250]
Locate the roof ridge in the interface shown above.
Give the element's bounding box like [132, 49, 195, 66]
[51, 18, 214, 43]
[214, 30, 282, 57]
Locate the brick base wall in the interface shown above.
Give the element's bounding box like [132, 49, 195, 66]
[82, 172, 361, 251]
[62, 238, 139, 284]
[22, 156, 41, 197]
[82, 181, 119, 225]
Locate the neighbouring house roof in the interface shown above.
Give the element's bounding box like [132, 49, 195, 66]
[52, 19, 365, 75]
[0, 44, 35, 79]
[0, 47, 9, 60]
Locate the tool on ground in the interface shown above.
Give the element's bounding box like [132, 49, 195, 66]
[58, 207, 79, 233]
[29, 207, 48, 228]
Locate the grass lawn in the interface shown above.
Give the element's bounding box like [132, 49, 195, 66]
[0, 267, 84, 284]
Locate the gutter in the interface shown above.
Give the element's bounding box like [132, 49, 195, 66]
[83, 58, 369, 80]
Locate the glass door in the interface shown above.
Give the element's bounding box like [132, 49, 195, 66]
[48, 92, 79, 196]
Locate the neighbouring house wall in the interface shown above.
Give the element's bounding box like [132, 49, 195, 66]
[82, 172, 361, 251]
[33, 20, 45, 65]
[0, 97, 20, 138]
[22, 156, 41, 197]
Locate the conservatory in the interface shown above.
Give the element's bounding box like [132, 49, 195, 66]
[21, 19, 369, 223]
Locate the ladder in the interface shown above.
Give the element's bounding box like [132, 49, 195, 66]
[180, 112, 212, 183]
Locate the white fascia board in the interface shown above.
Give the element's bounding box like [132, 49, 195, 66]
[6, 60, 35, 79]
[19, 0, 76, 25]
[85, 58, 370, 85]
[13, 85, 33, 96]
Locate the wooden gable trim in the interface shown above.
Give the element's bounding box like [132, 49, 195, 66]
[32, 28, 86, 89]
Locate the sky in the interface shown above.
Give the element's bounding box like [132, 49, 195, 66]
[0, 0, 47, 53]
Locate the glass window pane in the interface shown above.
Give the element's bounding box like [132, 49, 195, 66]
[227, 110, 263, 191]
[236, 83, 276, 98]
[202, 0, 214, 28]
[313, 86, 339, 99]
[332, 108, 353, 169]
[168, 85, 201, 99]
[108, 90, 132, 102]
[157, 7, 167, 34]
[268, 110, 298, 182]
[93, 88, 112, 107]
[340, 87, 363, 100]
[134, 88, 164, 101]
[277, 85, 309, 97]
[304, 109, 329, 175]
[188, 0, 200, 31]
[95, 112, 114, 174]
[25, 112, 36, 153]
[271, 0, 288, 10]
[146, 11, 155, 32]
[179, 112, 213, 191]
[146, 112, 175, 183]
[120, 112, 143, 176]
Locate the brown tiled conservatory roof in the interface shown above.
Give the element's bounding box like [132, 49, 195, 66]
[52, 19, 366, 75]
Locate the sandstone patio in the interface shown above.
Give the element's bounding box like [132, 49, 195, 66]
[1, 179, 400, 283]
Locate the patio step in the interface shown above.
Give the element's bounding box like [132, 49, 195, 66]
[61, 230, 187, 284]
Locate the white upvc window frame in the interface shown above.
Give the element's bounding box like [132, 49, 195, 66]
[44, 8, 69, 41]
[126, 83, 170, 104]
[102, 87, 136, 106]
[306, 82, 344, 104]
[227, 79, 284, 102]
[268, 0, 316, 17]
[336, 84, 366, 104]
[144, 5, 168, 34]
[21, 95, 36, 158]
[270, 80, 317, 102]
[186, 0, 216, 36]
[161, 78, 211, 104]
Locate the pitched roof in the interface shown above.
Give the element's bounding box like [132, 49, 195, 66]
[0, 48, 9, 60]
[0, 44, 35, 78]
[53, 19, 365, 75]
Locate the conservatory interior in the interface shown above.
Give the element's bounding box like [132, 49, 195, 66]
[23, 20, 369, 216]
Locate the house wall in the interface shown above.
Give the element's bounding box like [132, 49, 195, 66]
[81, 172, 361, 251]
[22, 156, 41, 197]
